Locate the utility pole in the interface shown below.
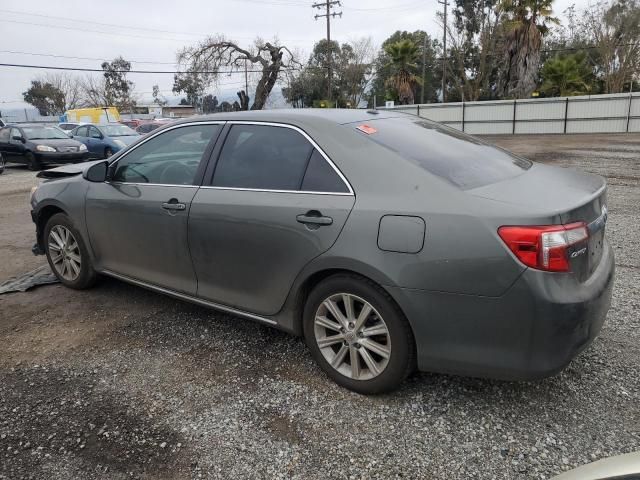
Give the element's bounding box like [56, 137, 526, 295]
[420, 33, 427, 104]
[437, 0, 449, 103]
[313, 0, 342, 105]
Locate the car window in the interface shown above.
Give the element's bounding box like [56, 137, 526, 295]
[101, 124, 137, 137]
[301, 149, 349, 193]
[75, 126, 88, 137]
[21, 126, 69, 140]
[0, 128, 9, 142]
[10, 128, 22, 141]
[112, 124, 221, 185]
[212, 124, 314, 190]
[351, 117, 532, 190]
[89, 127, 102, 139]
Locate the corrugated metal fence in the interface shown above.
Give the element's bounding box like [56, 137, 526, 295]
[382, 92, 640, 134]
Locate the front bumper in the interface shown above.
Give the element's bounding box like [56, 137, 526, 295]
[388, 240, 615, 380]
[36, 151, 90, 164]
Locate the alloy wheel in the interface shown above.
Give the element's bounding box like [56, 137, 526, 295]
[48, 225, 82, 281]
[314, 293, 391, 381]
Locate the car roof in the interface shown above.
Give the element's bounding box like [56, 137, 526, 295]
[172, 108, 408, 127]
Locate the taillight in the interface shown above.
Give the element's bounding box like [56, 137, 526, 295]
[498, 222, 588, 272]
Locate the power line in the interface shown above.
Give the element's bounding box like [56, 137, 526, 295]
[0, 62, 303, 74]
[0, 50, 176, 65]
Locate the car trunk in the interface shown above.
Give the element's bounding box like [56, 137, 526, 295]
[469, 163, 608, 282]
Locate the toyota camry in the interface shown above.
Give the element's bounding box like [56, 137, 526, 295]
[29, 110, 614, 394]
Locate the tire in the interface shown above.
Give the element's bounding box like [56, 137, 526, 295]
[0, 153, 4, 174]
[303, 274, 415, 394]
[104, 148, 113, 159]
[26, 152, 42, 171]
[44, 213, 97, 289]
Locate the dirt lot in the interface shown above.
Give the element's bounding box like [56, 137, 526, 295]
[1, 134, 639, 479]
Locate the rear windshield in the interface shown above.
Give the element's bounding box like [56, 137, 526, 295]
[351, 116, 531, 189]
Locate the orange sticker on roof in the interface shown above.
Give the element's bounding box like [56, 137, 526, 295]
[356, 124, 377, 135]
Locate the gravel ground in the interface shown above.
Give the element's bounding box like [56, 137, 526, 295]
[0, 134, 639, 480]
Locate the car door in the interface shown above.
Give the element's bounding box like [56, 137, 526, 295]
[7, 127, 26, 163]
[0, 127, 11, 161]
[87, 126, 104, 157]
[85, 122, 224, 294]
[188, 122, 355, 316]
[73, 126, 89, 153]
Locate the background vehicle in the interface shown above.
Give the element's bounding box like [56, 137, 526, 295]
[0, 124, 88, 170]
[135, 120, 171, 135]
[70, 123, 139, 158]
[30, 110, 614, 394]
[0, 118, 6, 128]
[58, 122, 86, 134]
[64, 107, 120, 124]
[120, 119, 143, 129]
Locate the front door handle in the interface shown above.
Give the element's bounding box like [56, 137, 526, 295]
[162, 200, 186, 211]
[296, 211, 333, 226]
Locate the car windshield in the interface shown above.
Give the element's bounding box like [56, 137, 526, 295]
[22, 126, 70, 140]
[350, 116, 532, 190]
[100, 124, 138, 137]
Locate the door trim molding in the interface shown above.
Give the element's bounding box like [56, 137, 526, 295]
[101, 269, 278, 326]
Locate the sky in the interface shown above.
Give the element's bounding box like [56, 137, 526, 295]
[0, 0, 578, 108]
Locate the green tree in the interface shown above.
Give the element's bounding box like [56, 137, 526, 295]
[384, 39, 422, 105]
[101, 57, 136, 111]
[152, 85, 167, 106]
[370, 31, 439, 106]
[172, 72, 206, 109]
[499, 0, 559, 98]
[23, 80, 66, 116]
[540, 52, 592, 96]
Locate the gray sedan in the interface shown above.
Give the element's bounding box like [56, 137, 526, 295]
[29, 109, 614, 394]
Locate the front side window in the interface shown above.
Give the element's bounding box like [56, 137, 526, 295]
[89, 127, 102, 139]
[10, 128, 22, 142]
[75, 126, 88, 137]
[212, 124, 314, 190]
[0, 128, 9, 142]
[112, 124, 221, 185]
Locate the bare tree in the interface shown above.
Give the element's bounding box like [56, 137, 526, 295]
[338, 37, 375, 107]
[35, 73, 83, 111]
[176, 35, 300, 110]
[581, 0, 640, 93]
[79, 75, 109, 107]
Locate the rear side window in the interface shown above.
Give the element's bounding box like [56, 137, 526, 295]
[0, 128, 9, 142]
[301, 150, 349, 193]
[352, 117, 531, 189]
[213, 124, 313, 190]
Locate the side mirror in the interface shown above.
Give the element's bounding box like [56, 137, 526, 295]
[83, 160, 109, 182]
[12, 135, 25, 143]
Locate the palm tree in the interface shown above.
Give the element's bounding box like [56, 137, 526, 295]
[540, 53, 592, 96]
[499, 0, 558, 98]
[384, 40, 422, 105]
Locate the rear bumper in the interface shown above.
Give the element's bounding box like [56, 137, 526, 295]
[388, 240, 615, 380]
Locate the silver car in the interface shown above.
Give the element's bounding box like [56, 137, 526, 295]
[30, 110, 614, 394]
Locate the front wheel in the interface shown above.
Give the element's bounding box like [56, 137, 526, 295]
[44, 213, 97, 289]
[26, 152, 41, 171]
[0, 153, 5, 174]
[303, 274, 415, 394]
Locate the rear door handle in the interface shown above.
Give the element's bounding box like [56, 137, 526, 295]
[162, 201, 186, 211]
[296, 211, 333, 226]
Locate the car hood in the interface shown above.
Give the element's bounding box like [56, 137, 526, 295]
[31, 138, 84, 148]
[36, 159, 105, 179]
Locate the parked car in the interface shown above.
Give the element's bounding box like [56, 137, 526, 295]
[29, 110, 614, 394]
[0, 124, 88, 170]
[135, 120, 171, 135]
[120, 119, 143, 129]
[70, 123, 139, 159]
[58, 122, 85, 134]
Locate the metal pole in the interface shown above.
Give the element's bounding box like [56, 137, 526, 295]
[417, 104, 420, 117]
[564, 97, 569, 134]
[421, 33, 427, 104]
[512, 99, 517, 134]
[627, 92, 633, 133]
[461, 102, 465, 132]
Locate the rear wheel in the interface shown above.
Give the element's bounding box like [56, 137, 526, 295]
[0, 153, 5, 174]
[26, 152, 41, 171]
[44, 213, 97, 289]
[303, 274, 415, 394]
